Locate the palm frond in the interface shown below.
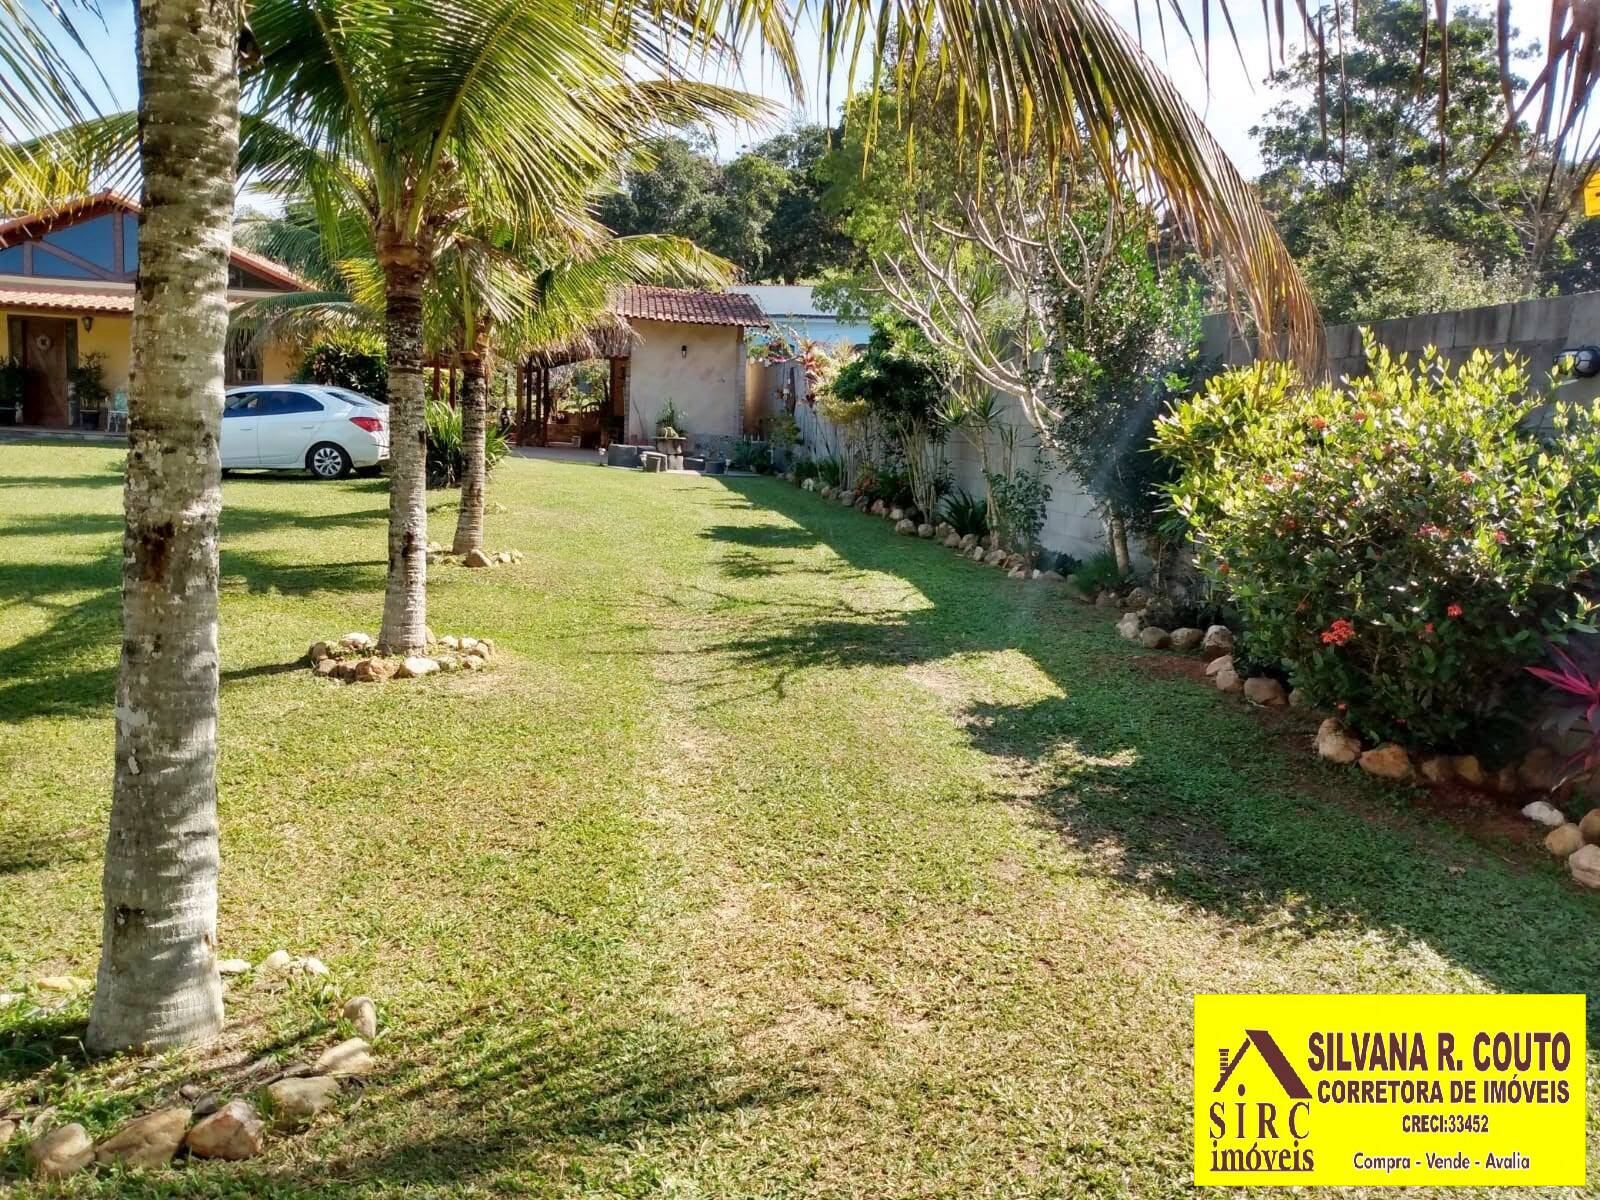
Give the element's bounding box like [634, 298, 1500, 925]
[0, 0, 104, 208]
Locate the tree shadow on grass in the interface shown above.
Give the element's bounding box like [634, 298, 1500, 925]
[710, 477, 1600, 1030]
[0, 825, 98, 878]
[0, 547, 385, 723]
[269, 1001, 820, 1196]
[0, 503, 390, 544]
[0, 1000, 822, 1196]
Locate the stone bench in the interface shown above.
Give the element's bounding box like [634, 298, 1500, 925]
[605, 444, 643, 469]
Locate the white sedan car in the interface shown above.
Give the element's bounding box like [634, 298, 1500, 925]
[221, 385, 389, 479]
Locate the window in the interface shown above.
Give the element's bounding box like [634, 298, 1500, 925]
[43, 215, 117, 270]
[228, 264, 282, 290]
[223, 392, 260, 416]
[253, 390, 324, 416]
[226, 345, 262, 386]
[32, 248, 97, 279]
[327, 387, 382, 408]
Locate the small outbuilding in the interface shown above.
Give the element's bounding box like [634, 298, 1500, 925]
[607, 286, 768, 454]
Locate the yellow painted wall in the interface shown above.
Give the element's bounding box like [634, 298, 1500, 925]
[1, 308, 297, 396]
[261, 341, 296, 383]
[625, 318, 746, 442]
[77, 315, 133, 393]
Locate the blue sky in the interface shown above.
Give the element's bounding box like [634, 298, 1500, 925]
[52, 0, 1552, 186]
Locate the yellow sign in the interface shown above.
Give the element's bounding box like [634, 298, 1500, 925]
[1193, 994, 1587, 1187]
[1583, 170, 1600, 217]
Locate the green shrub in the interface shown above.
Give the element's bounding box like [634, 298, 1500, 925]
[856, 462, 913, 507]
[68, 352, 111, 411]
[793, 458, 821, 483]
[1038, 549, 1082, 576]
[1070, 549, 1124, 596]
[1156, 338, 1600, 751]
[426, 400, 507, 489]
[814, 455, 846, 488]
[940, 487, 989, 537]
[731, 439, 772, 472]
[986, 467, 1051, 555]
[297, 336, 388, 402]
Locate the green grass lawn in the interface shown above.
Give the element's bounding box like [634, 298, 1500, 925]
[1, 441, 1596, 1198]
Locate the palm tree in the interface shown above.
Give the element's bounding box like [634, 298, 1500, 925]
[445, 225, 734, 553]
[84, 0, 240, 1053]
[238, 0, 774, 652]
[232, 202, 734, 555]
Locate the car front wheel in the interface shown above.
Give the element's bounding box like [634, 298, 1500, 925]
[307, 442, 352, 479]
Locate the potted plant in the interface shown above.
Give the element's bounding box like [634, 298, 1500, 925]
[0, 357, 23, 426]
[654, 399, 687, 457]
[69, 352, 111, 430]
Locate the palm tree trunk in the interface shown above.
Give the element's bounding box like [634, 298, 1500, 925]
[451, 343, 489, 554]
[379, 254, 430, 653]
[86, 0, 239, 1054]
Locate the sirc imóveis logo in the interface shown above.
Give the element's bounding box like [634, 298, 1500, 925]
[1206, 1028, 1316, 1176]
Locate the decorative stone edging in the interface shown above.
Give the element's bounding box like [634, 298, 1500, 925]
[5, 953, 382, 1179]
[1104, 593, 1600, 891]
[789, 472, 1067, 584]
[307, 631, 496, 683]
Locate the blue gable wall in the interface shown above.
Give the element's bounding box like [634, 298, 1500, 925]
[0, 210, 137, 282]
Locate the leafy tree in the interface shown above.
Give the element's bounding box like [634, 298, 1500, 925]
[1042, 201, 1205, 571]
[1252, 0, 1583, 317]
[297, 335, 389, 402]
[599, 125, 853, 282]
[599, 138, 740, 261]
[828, 314, 948, 516]
[1295, 194, 1522, 324]
[751, 124, 856, 283]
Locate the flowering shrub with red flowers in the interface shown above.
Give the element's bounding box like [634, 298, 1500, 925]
[1155, 335, 1600, 751]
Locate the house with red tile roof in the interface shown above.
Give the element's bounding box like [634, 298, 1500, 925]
[0, 191, 302, 429]
[603, 285, 768, 449]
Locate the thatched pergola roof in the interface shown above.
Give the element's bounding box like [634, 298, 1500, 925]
[522, 314, 637, 369]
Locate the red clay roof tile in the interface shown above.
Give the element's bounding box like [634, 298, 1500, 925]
[611, 285, 768, 327]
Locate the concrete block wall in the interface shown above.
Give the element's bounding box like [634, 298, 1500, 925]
[1203, 290, 1600, 409]
[794, 397, 1111, 564]
[942, 423, 1110, 563]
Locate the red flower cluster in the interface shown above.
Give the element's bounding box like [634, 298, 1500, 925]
[1309, 416, 1328, 431]
[1447, 603, 1463, 619]
[1321, 618, 1356, 646]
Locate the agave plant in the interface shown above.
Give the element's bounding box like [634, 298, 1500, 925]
[940, 487, 990, 538]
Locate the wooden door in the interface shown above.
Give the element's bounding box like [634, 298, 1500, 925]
[18, 317, 71, 426]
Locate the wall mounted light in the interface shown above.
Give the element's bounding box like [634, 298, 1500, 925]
[1555, 345, 1600, 377]
[680, 344, 688, 358]
[81, 315, 94, 332]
